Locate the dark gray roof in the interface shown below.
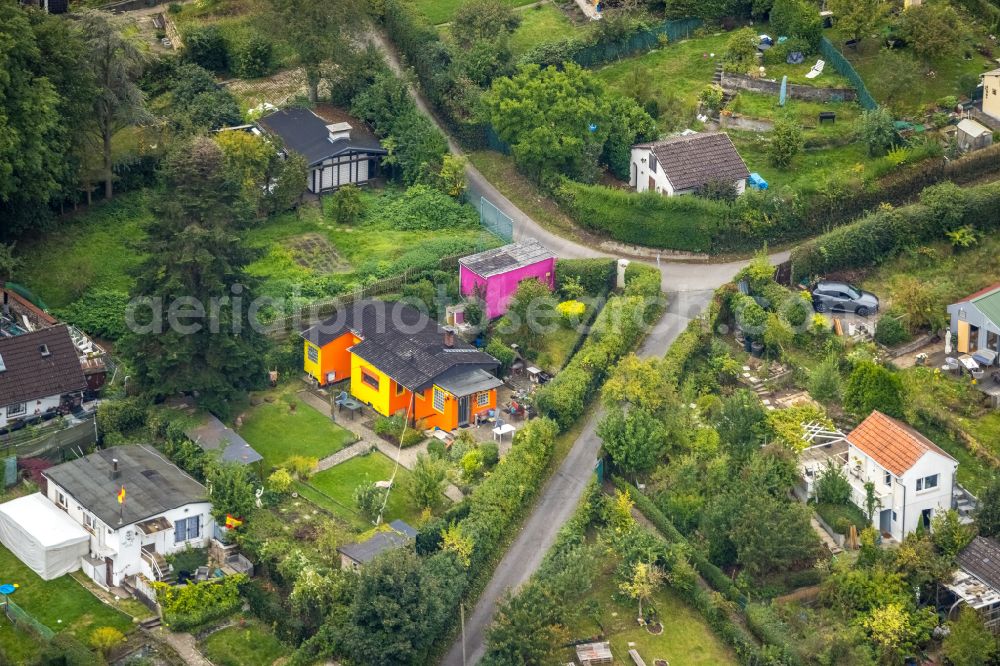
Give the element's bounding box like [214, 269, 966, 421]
[458, 239, 555, 278]
[434, 367, 503, 397]
[258, 107, 386, 167]
[635, 132, 750, 191]
[186, 414, 263, 465]
[338, 520, 416, 564]
[303, 300, 498, 392]
[43, 445, 208, 527]
[958, 536, 1000, 592]
[0, 325, 87, 406]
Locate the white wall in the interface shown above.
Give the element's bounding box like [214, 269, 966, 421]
[0, 394, 62, 429]
[629, 147, 747, 197]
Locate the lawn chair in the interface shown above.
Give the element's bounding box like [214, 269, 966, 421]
[805, 59, 825, 79]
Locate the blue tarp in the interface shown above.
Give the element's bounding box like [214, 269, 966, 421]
[748, 173, 768, 190]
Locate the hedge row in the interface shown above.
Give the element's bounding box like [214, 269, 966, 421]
[555, 258, 617, 297]
[555, 143, 1000, 255]
[790, 180, 1000, 282]
[536, 263, 665, 430]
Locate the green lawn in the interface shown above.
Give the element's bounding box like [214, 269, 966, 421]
[301, 452, 423, 529]
[172, 0, 298, 71]
[201, 618, 290, 666]
[565, 563, 736, 665]
[236, 388, 356, 471]
[727, 92, 862, 141]
[510, 3, 575, 56]
[413, 0, 538, 25]
[730, 130, 870, 195]
[0, 545, 133, 665]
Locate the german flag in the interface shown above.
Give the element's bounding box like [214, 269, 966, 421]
[117, 486, 126, 505]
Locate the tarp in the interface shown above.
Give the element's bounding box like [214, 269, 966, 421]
[0, 493, 89, 580]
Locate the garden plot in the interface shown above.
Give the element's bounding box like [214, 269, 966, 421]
[285, 233, 349, 274]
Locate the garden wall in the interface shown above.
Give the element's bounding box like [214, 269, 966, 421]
[720, 73, 857, 103]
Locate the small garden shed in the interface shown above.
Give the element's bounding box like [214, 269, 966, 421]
[459, 239, 556, 320]
[948, 282, 1000, 365]
[956, 118, 993, 153]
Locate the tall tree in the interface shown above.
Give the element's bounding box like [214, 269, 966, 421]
[828, 0, 890, 47]
[120, 138, 267, 415]
[267, 0, 363, 102]
[79, 10, 150, 201]
[943, 607, 998, 666]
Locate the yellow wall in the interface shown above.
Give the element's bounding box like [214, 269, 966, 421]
[985, 74, 1000, 122]
[350, 355, 393, 415]
[304, 340, 322, 383]
[303, 332, 359, 386]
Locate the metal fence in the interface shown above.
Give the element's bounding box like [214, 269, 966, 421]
[4, 600, 55, 640]
[480, 197, 514, 242]
[819, 37, 877, 110]
[570, 17, 704, 68]
[0, 418, 96, 459]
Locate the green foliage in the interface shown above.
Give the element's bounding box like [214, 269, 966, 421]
[874, 311, 910, 347]
[698, 83, 724, 113]
[183, 25, 229, 72]
[714, 389, 768, 460]
[499, 277, 556, 353]
[374, 414, 405, 440]
[943, 606, 998, 666]
[88, 626, 124, 656]
[768, 0, 822, 48]
[206, 461, 259, 523]
[166, 546, 208, 575]
[166, 62, 242, 131]
[409, 453, 446, 510]
[233, 34, 274, 79]
[898, 1, 968, 62]
[723, 28, 758, 75]
[555, 258, 616, 297]
[485, 336, 516, 375]
[931, 510, 974, 562]
[768, 116, 803, 169]
[815, 460, 852, 506]
[97, 397, 148, 442]
[597, 407, 669, 476]
[857, 107, 897, 157]
[154, 574, 246, 631]
[602, 95, 658, 181]
[354, 480, 389, 522]
[844, 361, 905, 419]
[976, 476, 1000, 538]
[378, 184, 477, 231]
[809, 353, 843, 403]
[268, 467, 294, 494]
[828, 0, 889, 45]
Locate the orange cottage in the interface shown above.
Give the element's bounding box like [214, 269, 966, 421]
[301, 300, 501, 432]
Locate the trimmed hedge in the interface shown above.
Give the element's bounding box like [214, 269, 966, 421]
[536, 264, 664, 430]
[790, 180, 1000, 282]
[555, 258, 616, 297]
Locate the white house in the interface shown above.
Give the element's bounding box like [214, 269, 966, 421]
[843, 411, 958, 541]
[630, 132, 750, 197]
[258, 107, 387, 194]
[0, 325, 87, 430]
[33, 446, 214, 589]
[983, 68, 1000, 123]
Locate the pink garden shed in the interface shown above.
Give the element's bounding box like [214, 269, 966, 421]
[459, 239, 556, 320]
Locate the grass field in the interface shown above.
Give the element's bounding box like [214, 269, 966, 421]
[0, 545, 133, 665]
[413, 0, 539, 25]
[510, 3, 575, 55]
[730, 131, 870, 194]
[201, 619, 290, 666]
[300, 452, 422, 529]
[565, 562, 736, 665]
[236, 387, 357, 471]
[171, 0, 298, 72]
[727, 93, 862, 141]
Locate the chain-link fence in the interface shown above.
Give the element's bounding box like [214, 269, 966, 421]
[4, 600, 55, 641]
[480, 197, 513, 242]
[819, 37, 877, 110]
[571, 18, 704, 68]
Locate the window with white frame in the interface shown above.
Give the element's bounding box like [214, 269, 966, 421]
[476, 391, 489, 407]
[433, 388, 445, 412]
[174, 516, 200, 543]
[306, 345, 319, 363]
[916, 474, 939, 491]
[5, 403, 25, 418]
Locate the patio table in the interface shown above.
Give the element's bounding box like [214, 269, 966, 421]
[493, 423, 516, 443]
[958, 355, 980, 373]
[335, 393, 363, 420]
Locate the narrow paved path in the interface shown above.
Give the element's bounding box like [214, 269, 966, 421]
[369, 31, 790, 664]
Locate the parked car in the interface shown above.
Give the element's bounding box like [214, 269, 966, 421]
[811, 280, 880, 316]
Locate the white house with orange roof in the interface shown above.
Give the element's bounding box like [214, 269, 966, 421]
[843, 411, 958, 541]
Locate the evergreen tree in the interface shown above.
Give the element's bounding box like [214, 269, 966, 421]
[120, 138, 267, 415]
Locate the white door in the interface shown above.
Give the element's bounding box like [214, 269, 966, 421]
[338, 161, 352, 185]
[320, 166, 333, 191]
[357, 159, 369, 183]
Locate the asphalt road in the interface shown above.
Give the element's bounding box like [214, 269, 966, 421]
[368, 31, 789, 665]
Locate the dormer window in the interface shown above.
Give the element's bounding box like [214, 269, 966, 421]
[39, 344, 50, 357]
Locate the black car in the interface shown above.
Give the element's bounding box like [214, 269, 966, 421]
[811, 280, 880, 316]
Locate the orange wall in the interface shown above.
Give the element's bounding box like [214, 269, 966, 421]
[304, 332, 359, 386]
[412, 387, 496, 431]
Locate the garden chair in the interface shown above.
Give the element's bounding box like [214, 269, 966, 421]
[805, 59, 825, 79]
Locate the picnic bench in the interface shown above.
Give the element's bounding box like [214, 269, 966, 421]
[818, 111, 836, 124]
[628, 649, 649, 666]
[334, 391, 363, 420]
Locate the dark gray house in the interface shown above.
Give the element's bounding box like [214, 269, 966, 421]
[258, 107, 386, 194]
[948, 281, 1000, 366]
[338, 519, 417, 569]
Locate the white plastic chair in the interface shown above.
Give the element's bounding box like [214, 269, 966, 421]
[805, 59, 825, 79]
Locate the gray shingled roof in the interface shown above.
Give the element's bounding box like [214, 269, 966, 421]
[258, 107, 386, 167]
[338, 520, 416, 564]
[459, 239, 554, 279]
[186, 414, 263, 465]
[303, 300, 498, 392]
[434, 367, 503, 398]
[635, 132, 750, 191]
[43, 445, 208, 527]
[0, 325, 87, 406]
[958, 536, 1000, 592]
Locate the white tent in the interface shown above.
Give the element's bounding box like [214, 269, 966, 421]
[0, 493, 89, 580]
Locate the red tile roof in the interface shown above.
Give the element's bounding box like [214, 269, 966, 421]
[846, 411, 956, 476]
[957, 281, 1000, 303]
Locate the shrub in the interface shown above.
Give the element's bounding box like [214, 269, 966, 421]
[354, 481, 389, 521]
[183, 26, 229, 72]
[282, 455, 318, 480]
[233, 34, 273, 79]
[698, 84, 724, 113]
[374, 414, 405, 440]
[379, 185, 477, 231]
[268, 468, 294, 494]
[97, 398, 148, 442]
[479, 441, 499, 467]
[486, 336, 516, 375]
[809, 353, 842, 404]
[400, 428, 425, 448]
[331, 184, 365, 224]
[89, 627, 124, 657]
[167, 546, 208, 575]
[55, 288, 130, 340]
[768, 116, 803, 169]
[427, 439, 447, 459]
[874, 311, 910, 347]
[814, 460, 852, 505]
[556, 258, 615, 297]
[844, 361, 906, 419]
[154, 575, 246, 631]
